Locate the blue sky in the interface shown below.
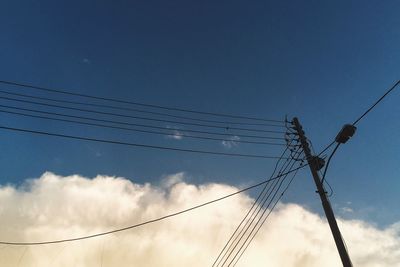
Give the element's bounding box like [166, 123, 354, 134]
[0, 0, 399, 227]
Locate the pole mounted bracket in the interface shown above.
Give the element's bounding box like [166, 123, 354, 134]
[310, 156, 325, 171]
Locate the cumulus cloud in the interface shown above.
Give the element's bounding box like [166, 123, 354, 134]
[0, 172, 399, 266]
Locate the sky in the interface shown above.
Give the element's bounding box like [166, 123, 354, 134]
[0, 0, 399, 266]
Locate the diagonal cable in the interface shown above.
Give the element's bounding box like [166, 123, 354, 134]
[212, 142, 292, 267]
[232, 161, 303, 266]
[219, 151, 301, 267]
[216, 147, 301, 267]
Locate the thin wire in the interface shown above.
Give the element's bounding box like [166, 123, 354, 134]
[219, 158, 297, 267]
[224, 154, 302, 267]
[0, 80, 284, 123]
[0, 125, 287, 159]
[0, 96, 285, 134]
[324, 179, 334, 197]
[49, 244, 67, 265]
[219, 158, 295, 267]
[321, 143, 341, 184]
[0, 90, 284, 127]
[99, 239, 105, 267]
[317, 140, 336, 157]
[215, 141, 300, 267]
[16, 247, 27, 266]
[0, 103, 285, 141]
[316, 79, 400, 155]
[316, 79, 400, 197]
[216, 154, 297, 267]
[353, 79, 400, 126]
[218, 150, 301, 267]
[212, 147, 290, 267]
[232, 162, 303, 266]
[212, 143, 292, 267]
[0, 109, 287, 146]
[0, 165, 308, 246]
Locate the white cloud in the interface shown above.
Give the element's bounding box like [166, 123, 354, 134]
[0, 172, 399, 266]
[222, 136, 240, 148]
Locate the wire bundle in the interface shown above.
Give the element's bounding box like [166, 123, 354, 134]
[0, 80, 290, 159]
[211, 126, 305, 267]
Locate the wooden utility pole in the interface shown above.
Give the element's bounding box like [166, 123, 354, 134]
[292, 117, 352, 267]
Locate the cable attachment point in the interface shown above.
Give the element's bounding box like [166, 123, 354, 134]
[335, 124, 357, 144]
[310, 156, 325, 171]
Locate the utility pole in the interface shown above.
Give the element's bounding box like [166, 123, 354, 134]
[292, 117, 353, 267]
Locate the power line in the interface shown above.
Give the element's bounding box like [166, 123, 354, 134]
[216, 159, 293, 267]
[0, 103, 285, 141]
[0, 125, 287, 159]
[0, 109, 287, 146]
[314, 79, 400, 157]
[317, 79, 400, 194]
[212, 144, 292, 267]
[226, 160, 302, 267]
[232, 162, 302, 266]
[321, 143, 340, 184]
[0, 90, 284, 127]
[353, 79, 400, 126]
[0, 165, 307, 246]
[215, 152, 294, 267]
[0, 96, 285, 134]
[317, 140, 336, 157]
[218, 154, 301, 267]
[0, 80, 284, 123]
[215, 146, 302, 267]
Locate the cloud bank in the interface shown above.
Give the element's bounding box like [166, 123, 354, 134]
[0, 172, 399, 266]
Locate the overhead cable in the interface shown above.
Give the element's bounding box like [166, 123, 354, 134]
[212, 143, 292, 267]
[318, 79, 400, 156]
[0, 103, 284, 141]
[0, 125, 287, 159]
[232, 162, 303, 266]
[227, 158, 302, 267]
[219, 152, 301, 267]
[0, 80, 284, 123]
[215, 150, 295, 267]
[317, 79, 399, 191]
[0, 90, 284, 127]
[352, 79, 400, 126]
[0, 109, 287, 146]
[215, 146, 302, 267]
[0, 96, 285, 134]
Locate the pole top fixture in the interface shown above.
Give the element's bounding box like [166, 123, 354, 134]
[335, 124, 357, 144]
